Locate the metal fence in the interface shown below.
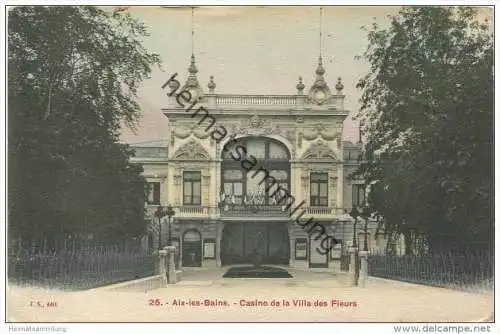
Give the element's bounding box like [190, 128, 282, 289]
[368, 251, 493, 293]
[8, 239, 157, 291]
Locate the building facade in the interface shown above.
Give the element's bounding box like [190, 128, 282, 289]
[130, 55, 394, 269]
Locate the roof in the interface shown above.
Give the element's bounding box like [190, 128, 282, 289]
[125, 139, 168, 148]
[125, 140, 169, 160]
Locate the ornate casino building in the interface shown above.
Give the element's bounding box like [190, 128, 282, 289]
[129, 47, 404, 269]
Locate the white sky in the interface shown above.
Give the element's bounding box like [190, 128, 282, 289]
[117, 6, 492, 145]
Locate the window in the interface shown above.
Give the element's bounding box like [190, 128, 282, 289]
[183, 171, 201, 205]
[147, 182, 161, 205]
[222, 169, 244, 204]
[310, 172, 328, 207]
[221, 137, 291, 205]
[352, 184, 366, 208]
[269, 143, 289, 160]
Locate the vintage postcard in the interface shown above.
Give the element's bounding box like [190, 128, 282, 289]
[4, 3, 495, 331]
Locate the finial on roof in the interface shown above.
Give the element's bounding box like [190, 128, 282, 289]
[296, 76, 305, 94]
[308, 56, 331, 105]
[335, 77, 344, 93]
[319, 7, 323, 59]
[181, 7, 203, 101]
[188, 54, 198, 75]
[208, 76, 216, 93]
[191, 7, 195, 57]
[315, 56, 325, 76]
[307, 7, 331, 105]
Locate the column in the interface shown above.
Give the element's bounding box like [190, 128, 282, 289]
[358, 250, 369, 287]
[300, 169, 310, 208]
[158, 249, 168, 287]
[179, 223, 184, 268]
[337, 163, 344, 211]
[216, 221, 223, 267]
[202, 174, 210, 206]
[165, 246, 178, 284]
[215, 160, 221, 212]
[288, 221, 295, 267]
[348, 247, 357, 286]
[173, 171, 182, 206]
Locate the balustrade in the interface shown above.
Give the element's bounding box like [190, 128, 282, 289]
[211, 94, 345, 109]
[215, 94, 297, 106]
[146, 204, 344, 218]
[219, 204, 289, 217]
[305, 207, 345, 216]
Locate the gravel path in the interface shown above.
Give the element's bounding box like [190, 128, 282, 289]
[7, 272, 493, 322]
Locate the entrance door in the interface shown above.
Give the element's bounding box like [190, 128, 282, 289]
[267, 224, 289, 264]
[221, 222, 289, 265]
[221, 223, 244, 265]
[182, 229, 202, 267]
[243, 223, 267, 263]
[309, 236, 328, 268]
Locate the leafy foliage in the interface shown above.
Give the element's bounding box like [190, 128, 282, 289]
[8, 6, 161, 242]
[354, 7, 493, 253]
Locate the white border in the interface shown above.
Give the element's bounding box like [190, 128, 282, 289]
[1, 2, 497, 334]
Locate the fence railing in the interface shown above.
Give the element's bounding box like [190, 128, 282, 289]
[368, 251, 493, 293]
[8, 238, 156, 291]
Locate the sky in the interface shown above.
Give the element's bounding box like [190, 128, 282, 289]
[117, 6, 492, 145]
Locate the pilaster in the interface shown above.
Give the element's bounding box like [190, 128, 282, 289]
[216, 222, 223, 267]
[288, 221, 295, 267]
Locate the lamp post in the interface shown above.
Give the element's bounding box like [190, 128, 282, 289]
[338, 211, 350, 272]
[342, 219, 346, 254]
[154, 206, 167, 251]
[349, 207, 361, 285]
[362, 207, 370, 252]
[165, 205, 176, 246]
[349, 207, 360, 248]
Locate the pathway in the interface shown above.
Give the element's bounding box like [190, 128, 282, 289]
[7, 267, 493, 322]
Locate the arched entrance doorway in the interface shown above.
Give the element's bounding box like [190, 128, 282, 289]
[220, 136, 292, 266]
[182, 229, 202, 267]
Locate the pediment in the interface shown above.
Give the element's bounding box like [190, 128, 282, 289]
[301, 141, 337, 161]
[172, 139, 210, 160]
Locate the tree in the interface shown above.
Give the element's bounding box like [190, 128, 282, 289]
[8, 6, 161, 244]
[354, 7, 493, 254]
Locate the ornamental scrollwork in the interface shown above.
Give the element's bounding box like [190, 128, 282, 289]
[301, 140, 337, 161]
[229, 117, 284, 137]
[172, 123, 213, 146]
[172, 139, 210, 160]
[298, 123, 341, 148]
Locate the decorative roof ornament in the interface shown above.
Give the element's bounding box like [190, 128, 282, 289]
[188, 54, 198, 75]
[207, 76, 216, 93]
[315, 56, 326, 76]
[182, 55, 203, 102]
[296, 76, 305, 95]
[308, 57, 331, 105]
[308, 7, 331, 105]
[335, 77, 344, 94]
[181, 8, 203, 102]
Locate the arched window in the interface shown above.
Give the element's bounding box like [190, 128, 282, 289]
[183, 229, 201, 242]
[221, 137, 291, 205]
